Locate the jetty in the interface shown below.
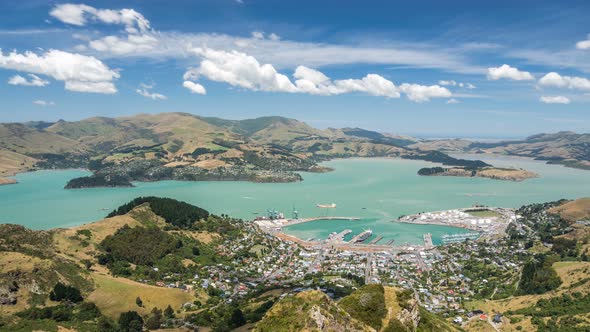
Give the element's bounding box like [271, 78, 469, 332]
[328, 229, 352, 242]
[423, 233, 434, 248]
[369, 236, 383, 245]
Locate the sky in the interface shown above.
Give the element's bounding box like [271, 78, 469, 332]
[0, 0, 589, 138]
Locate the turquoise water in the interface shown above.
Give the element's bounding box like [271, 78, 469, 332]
[1, 157, 589, 244]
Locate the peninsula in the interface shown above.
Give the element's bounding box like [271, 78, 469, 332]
[0, 113, 559, 189]
[417, 166, 539, 181]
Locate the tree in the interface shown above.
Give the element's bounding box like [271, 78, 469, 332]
[164, 305, 175, 319]
[118, 311, 144, 332]
[230, 308, 246, 328]
[145, 307, 163, 330]
[192, 246, 200, 256]
[49, 282, 83, 303]
[136, 296, 143, 307]
[97, 316, 118, 332]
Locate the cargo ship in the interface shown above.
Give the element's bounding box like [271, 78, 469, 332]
[354, 229, 373, 243]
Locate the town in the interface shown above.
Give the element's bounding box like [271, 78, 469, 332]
[138, 205, 528, 329]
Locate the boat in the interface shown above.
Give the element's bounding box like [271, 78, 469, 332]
[316, 203, 336, 208]
[354, 229, 373, 243]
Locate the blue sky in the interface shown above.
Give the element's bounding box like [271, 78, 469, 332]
[0, 0, 589, 138]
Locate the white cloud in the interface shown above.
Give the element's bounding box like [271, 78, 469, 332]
[398, 83, 452, 102]
[65, 81, 117, 94]
[184, 48, 450, 101]
[50, 3, 150, 33]
[0, 49, 119, 94]
[539, 96, 570, 104]
[136, 83, 167, 100]
[438, 80, 476, 89]
[8, 74, 49, 87]
[487, 64, 534, 81]
[33, 100, 55, 106]
[183, 81, 206, 95]
[538, 72, 590, 91]
[88, 34, 159, 55]
[186, 48, 298, 93]
[67, 5, 483, 74]
[446, 98, 460, 104]
[251, 31, 264, 40]
[576, 34, 590, 50]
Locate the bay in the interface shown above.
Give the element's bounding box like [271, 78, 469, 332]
[1, 157, 589, 244]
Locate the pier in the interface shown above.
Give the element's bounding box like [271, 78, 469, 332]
[328, 229, 352, 242]
[369, 236, 383, 245]
[386, 239, 395, 245]
[423, 233, 434, 248]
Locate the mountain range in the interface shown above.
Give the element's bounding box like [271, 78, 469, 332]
[1, 113, 588, 186]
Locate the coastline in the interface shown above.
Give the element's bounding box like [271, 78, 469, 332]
[0, 154, 548, 189]
[0, 177, 17, 186]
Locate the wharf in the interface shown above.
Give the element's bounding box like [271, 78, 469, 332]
[328, 229, 352, 242]
[423, 233, 434, 248]
[369, 236, 383, 245]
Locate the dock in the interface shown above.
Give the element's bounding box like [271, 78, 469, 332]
[369, 236, 383, 245]
[328, 229, 352, 242]
[423, 233, 434, 248]
[386, 239, 395, 245]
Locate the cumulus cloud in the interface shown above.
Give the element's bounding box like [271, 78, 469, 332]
[0, 49, 119, 94]
[8, 74, 49, 87]
[538, 72, 590, 91]
[50, 3, 150, 33]
[398, 83, 452, 102]
[487, 64, 534, 81]
[33, 100, 55, 106]
[539, 96, 570, 104]
[136, 83, 167, 100]
[89, 34, 159, 55]
[446, 98, 460, 104]
[183, 48, 450, 101]
[185, 48, 298, 93]
[576, 34, 590, 50]
[183, 81, 206, 95]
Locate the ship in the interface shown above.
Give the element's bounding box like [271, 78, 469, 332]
[316, 203, 336, 208]
[354, 229, 373, 243]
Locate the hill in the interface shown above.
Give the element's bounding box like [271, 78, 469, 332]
[0, 112, 496, 187]
[412, 131, 590, 170]
[255, 285, 458, 332]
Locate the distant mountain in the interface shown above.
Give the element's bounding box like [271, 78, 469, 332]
[411, 131, 590, 170]
[2, 112, 584, 186]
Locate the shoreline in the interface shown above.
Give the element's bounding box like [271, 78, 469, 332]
[1, 154, 550, 189]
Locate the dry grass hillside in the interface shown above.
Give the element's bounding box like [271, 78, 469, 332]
[548, 197, 590, 221]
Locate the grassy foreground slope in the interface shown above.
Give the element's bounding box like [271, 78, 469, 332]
[255, 285, 458, 332]
[0, 199, 220, 330]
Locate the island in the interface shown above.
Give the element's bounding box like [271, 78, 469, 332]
[417, 166, 538, 181]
